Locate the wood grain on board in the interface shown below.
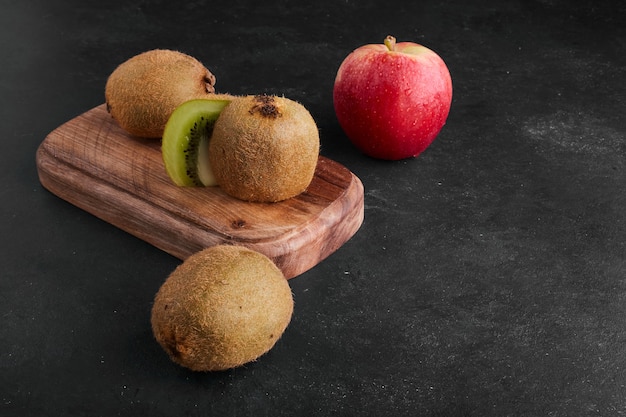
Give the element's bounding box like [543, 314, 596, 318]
[36, 104, 364, 278]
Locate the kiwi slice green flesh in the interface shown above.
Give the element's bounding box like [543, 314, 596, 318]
[162, 99, 231, 186]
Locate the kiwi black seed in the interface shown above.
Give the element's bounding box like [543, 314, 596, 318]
[209, 94, 320, 202]
[150, 245, 294, 372]
[162, 98, 232, 186]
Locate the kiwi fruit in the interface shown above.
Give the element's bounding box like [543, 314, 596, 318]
[105, 49, 225, 138]
[161, 98, 232, 186]
[209, 94, 320, 202]
[150, 244, 294, 372]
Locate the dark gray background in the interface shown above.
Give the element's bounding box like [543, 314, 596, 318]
[2, 0, 625, 415]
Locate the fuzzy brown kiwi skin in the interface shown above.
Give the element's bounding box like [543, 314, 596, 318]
[150, 245, 294, 372]
[209, 94, 320, 203]
[105, 49, 232, 138]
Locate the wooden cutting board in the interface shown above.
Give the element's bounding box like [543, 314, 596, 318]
[36, 104, 364, 279]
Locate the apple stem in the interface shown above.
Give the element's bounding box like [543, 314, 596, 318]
[384, 35, 397, 51]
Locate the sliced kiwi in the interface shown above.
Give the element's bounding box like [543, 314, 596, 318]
[161, 98, 231, 186]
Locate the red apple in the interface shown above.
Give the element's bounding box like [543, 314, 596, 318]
[333, 35, 453, 160]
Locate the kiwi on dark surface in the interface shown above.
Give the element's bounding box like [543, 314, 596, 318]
[105, 49, 222, 138]
[161, 98, 233, 186]
[208, 94, 320, 203]
[150, 244, 294, 372]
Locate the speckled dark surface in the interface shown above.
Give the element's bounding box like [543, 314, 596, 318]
[2, 1, 625, 415]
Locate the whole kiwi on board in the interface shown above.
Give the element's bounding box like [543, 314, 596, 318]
[150, 245, 294, 372]
[209, 94, 320, 202]
[105, 49, 230, 138]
